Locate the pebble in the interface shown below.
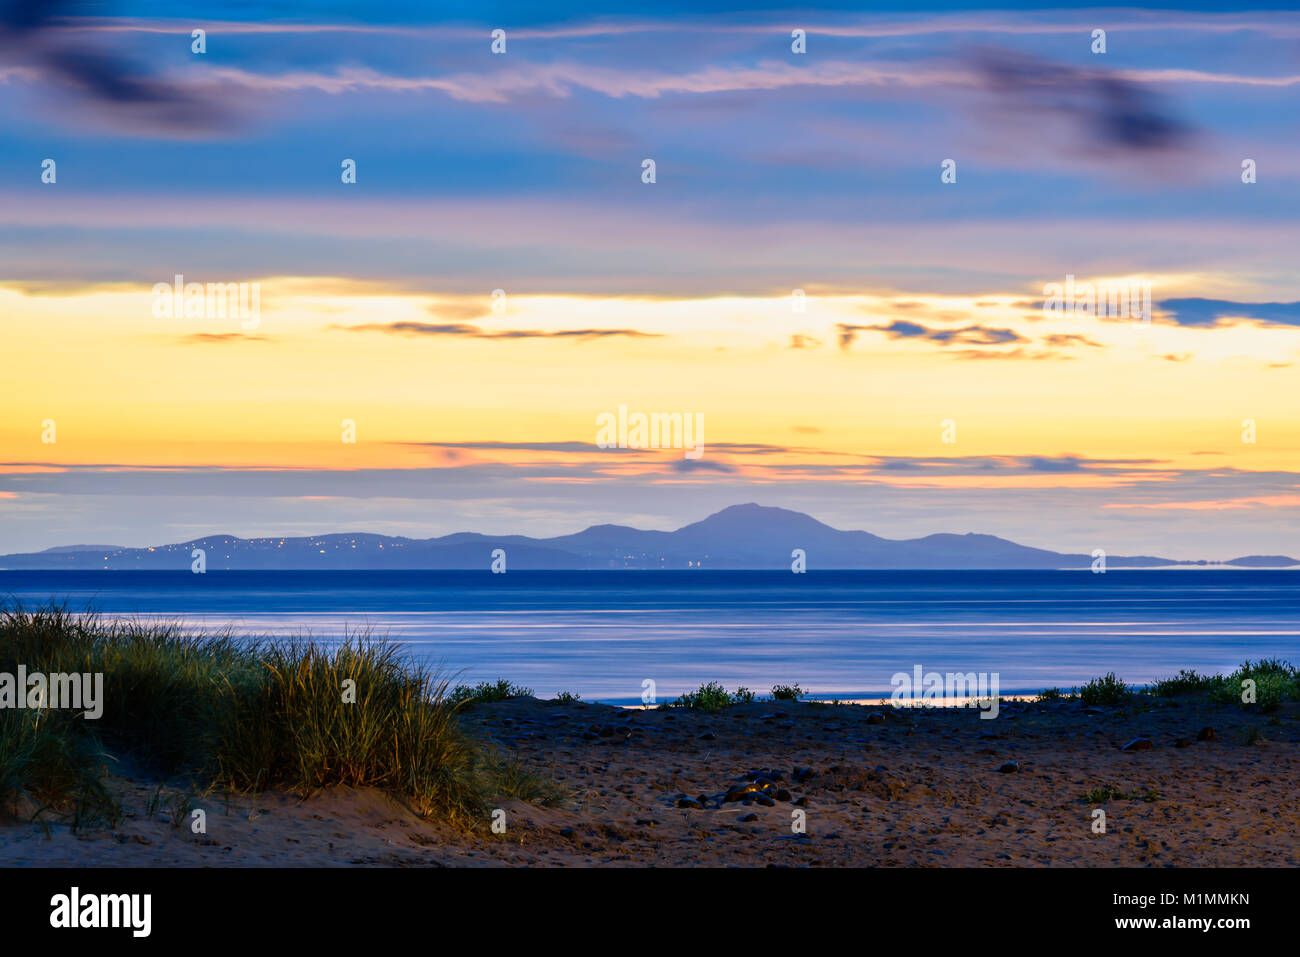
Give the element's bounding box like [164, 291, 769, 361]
[1197, 726, 1216, 742]
[1121, 737, 1154, 752]
[997, 761, 1019, 773]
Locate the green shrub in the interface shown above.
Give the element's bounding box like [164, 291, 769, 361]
[1210, 659, 1298, 712]
[1078, 672, 1131, 706]
[1147, 669, 1218, 697]
[1079, 783, 1160, 804]
[449, 678, 534, 707]
[770, 683, 805, 702]
[670, 681, 737, 712]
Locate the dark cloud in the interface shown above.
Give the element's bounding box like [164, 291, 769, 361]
[838, 320, 1026, 350]
[862, 454, 1165, 475]
[0, 0, 232, 133]
[1158, 299, 1300, 328]
[338, 321, 660, 340]
[969, 47, 1193, 154]
[1019, 456, 1084, 473]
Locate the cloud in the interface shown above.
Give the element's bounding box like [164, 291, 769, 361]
[336, 321, 659, 340]
[178, 333, 269, 344]
[838, 320, 1026, 350]
[670, 458, 734, 473]
[1158, 298, 1300, 328]
[788, 334, 822, 349]
[0, 0, 233, 134]
[969, 47, 1194, 155]
[1105, 494, 1300, 511]
[1042, 333, 1104, 348]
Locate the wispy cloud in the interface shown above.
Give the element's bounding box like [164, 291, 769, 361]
[837, 320, 1026, 350]
[335, 321, 660, 340]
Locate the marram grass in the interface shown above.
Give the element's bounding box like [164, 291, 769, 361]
[0, 606, 560, 828]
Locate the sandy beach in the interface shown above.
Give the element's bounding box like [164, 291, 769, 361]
[3, 694, 1297, 867]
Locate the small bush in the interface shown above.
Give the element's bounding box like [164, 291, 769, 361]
[1210, 660, 1298, 712]
[770, 683, 805, 702]
[552, 691, 581, 705]
[1079, 672, 1131, 706]
[1147, 669, 1218, 698]
[671, 682, 737, 712]
[449, 678, 534, 708]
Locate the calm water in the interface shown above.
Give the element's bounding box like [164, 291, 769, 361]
[2, 570, 1297, 705]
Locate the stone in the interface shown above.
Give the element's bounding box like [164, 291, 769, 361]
[1196, 726, 1216, 742]
[1121, 737, 1154, 752]
[997, 761, 1019, 773]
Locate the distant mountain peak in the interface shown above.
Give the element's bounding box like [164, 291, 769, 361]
[2, 504, 1295, 571]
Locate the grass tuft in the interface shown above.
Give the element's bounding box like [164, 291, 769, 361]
[0, 605, 554, 828]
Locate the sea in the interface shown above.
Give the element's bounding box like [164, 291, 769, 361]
[1, 569, 1296, 705]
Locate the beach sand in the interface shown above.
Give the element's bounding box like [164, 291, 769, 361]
[3, 696, 1297, 867]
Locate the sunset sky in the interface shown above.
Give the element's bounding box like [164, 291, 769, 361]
[2, 1, 1299, 558]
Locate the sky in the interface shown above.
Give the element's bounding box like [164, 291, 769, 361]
[1, 2, 1299, 559]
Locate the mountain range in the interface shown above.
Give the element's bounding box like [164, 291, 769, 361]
[1, 504, 1294, 571]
